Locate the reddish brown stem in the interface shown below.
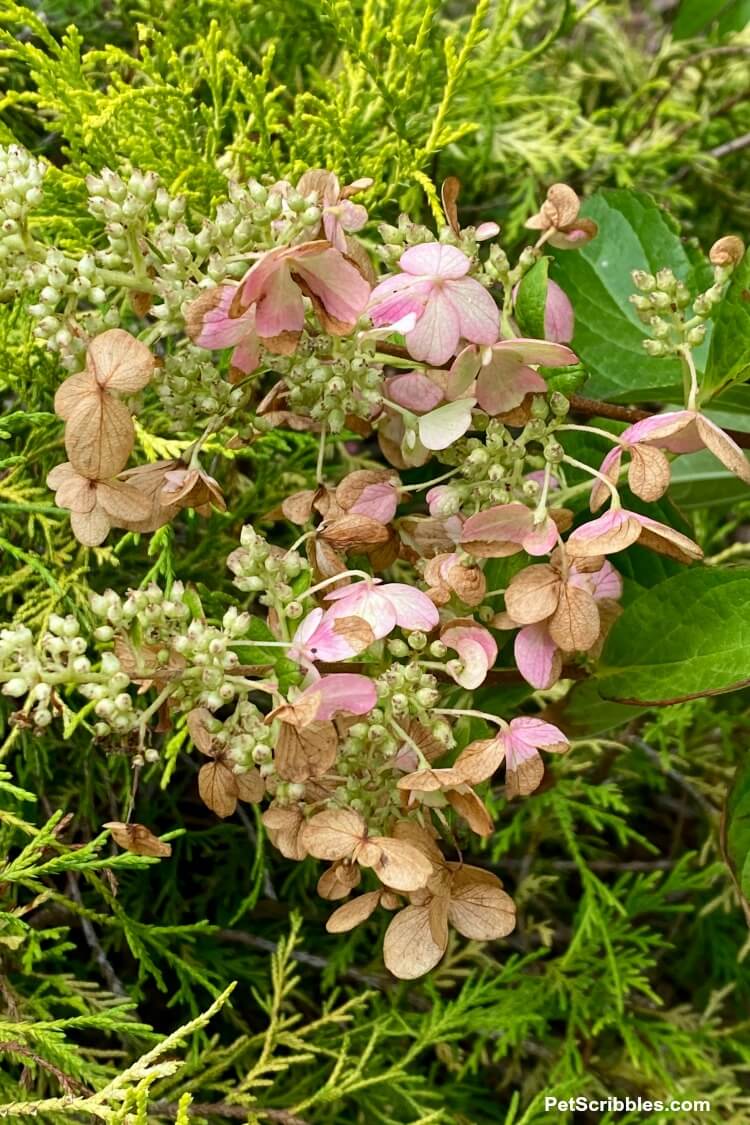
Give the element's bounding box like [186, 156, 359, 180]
[377, 343, 750, 449]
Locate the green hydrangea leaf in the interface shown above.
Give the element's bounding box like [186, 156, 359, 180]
[515, 256, 549, 339]
[597, 568, 750, 704]
[550, 189, 708, 402]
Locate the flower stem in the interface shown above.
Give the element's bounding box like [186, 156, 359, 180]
[562, 454, 620, 507]
[433, 707, 507, 728]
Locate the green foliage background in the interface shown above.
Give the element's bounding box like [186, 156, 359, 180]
[2, 1, 750, 1121]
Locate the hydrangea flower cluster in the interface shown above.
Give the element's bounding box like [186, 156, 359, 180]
[2, 148, 749, 977]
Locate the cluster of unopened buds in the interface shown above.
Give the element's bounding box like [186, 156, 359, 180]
[3, 154, 750, 975]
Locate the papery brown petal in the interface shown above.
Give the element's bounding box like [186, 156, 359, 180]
[709, 235, 745, 267]
[454, 738, 505, 784]
[343, 236, 378, 287]
[317, 861, 361, 901]
[282, 490, 317, 524]
[397, 516, 458, 558]
[696, 416, 750, 485]
[326, 890, 381, 933]
[104, 821, 172, 858]
[548, 583, 600, 652]
[275, 720, 338, 782]
[51, 466, 97, 514]
[95, 480, 152, 525]
[198, 760, 238, 818]
[263, 330, 301, 356]
[263, 805, 308, 860]
[320, 514, 389, 551]
[447, 562, 486, 606]
[54, 370, 98, 420]
[505, 753, 544, 799]
[428, 891, 451, 948]
[505, 565, 561, 625]
[86, 328, 154, 393]
[544, 183, 580, 228]
[392, 819, 445, 866]
[637, 523, 703, 563]
[448, 867, 516, 940]
[234, 768, 265, 804]
[70, 506, 111, 547]
[267, 690, 322, 729]
[446, 788, 493, 836]
[383, 905, 446, 979]
[65, 394, 134, 480]
[186, 707, 215, 755]
[309, 536, 347, 581]
[185, 287, 224, 341]
[301, 807, 366, 860]
[628, 445, 671, 501]
[330, 615, 376, 652]
[367, 527, 400, 571]
[397, 768, 465, 793]
[367, 837, 434, 891]
[441, 176, 461, 235]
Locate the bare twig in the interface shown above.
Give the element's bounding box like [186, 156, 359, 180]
[65, 873, 127, 998]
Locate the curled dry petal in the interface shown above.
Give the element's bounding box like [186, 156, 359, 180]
[326, 890, 382, 933]
[263, 806, 308, 860]
[104, 822, 171, 858]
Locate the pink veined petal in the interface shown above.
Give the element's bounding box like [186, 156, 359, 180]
[476, 361, 547, 415]
[567, 508, 642, 553]
[381, 583, 440, 632]
[447, 636, 491, 688]
[418, 398, 475, 450]
[405, 290, 461, 366]
[322, 211, 347, 253]
[306, 614, 375, 661]
[230, 333, 261, 375]
[324, 584, 397, 639]
[387, 372, 444, 413]
[195, 286, 253, 349]
[291, 607, 324, 650]
[447, 276, 500, 347]
[585, 559, 623, 601]
[426, 486, 449, 515]
[507, 716, 569, 752]
[255, 263, 306, 337]
[349, 482, 399, 524]
[514, 623, 561, 690]
[442, 624, 497, 667]
[368, 275, 430, 327]
[295, 249, 372, 324]
[338, 199, 368, 233]
[544, 281, 575, 344]
[461, 502, 533, 545]
[621, 410, 701, 454]
[475, 221, 500, 241]
[503, 738, 541, 772]
[236, 246, 290, 309]
[522, 514, 559, 556]
[303, 674, 378, 720]
[324, 578, 383, 601]
[399, 242, 471, 279]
